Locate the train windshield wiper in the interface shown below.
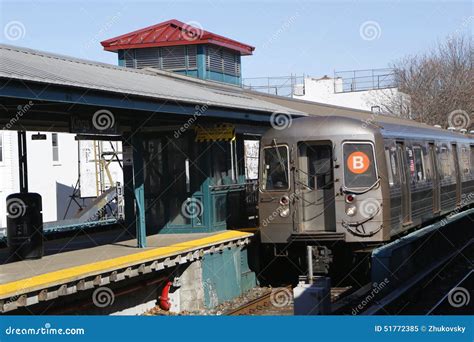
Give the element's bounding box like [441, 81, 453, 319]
[343, 177, 381, 195]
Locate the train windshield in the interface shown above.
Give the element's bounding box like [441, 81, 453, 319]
[262, 145, 289, 190]
[343, 142, 377, 189]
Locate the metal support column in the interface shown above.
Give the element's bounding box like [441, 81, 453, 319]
[17, 131, 28, 193]
[132, 133, 146, 248]
[122, 135, 136, 238]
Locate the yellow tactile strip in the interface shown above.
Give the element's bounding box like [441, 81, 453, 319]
[0, 230, 252, 299]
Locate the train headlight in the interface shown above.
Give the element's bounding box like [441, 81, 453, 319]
[279, 207, 290, 218]
[346, 205, 357, 217]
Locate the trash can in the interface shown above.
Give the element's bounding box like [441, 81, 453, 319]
[6, 193, 43, 260]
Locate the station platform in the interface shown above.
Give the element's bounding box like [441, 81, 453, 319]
[0, 229, 252, 313]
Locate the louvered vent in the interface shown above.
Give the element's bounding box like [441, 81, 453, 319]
[123, 50, 135, 68]
[187, 45, 197, 69]
[135, 48, 160, 69]
[207, 46, 240, 76]
[207, 46, 223, 72]
[162, 46, 186, 70]
[223, 50, 236, 75]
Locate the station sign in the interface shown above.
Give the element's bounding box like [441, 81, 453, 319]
[195, 124, 235, 142]
[70, 114, 118, 135]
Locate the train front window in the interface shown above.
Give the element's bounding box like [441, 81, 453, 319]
[343, 142, 377, 189]
[262, 145, 289, 190]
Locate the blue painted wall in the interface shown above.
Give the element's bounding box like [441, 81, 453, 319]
[116, 44, 242, 86]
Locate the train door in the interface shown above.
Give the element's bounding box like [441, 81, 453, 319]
[451, 144, 462, 205]
[297, 141, 336, 232]
[396, 142, 412, 224]
[429, 143, 441, 213]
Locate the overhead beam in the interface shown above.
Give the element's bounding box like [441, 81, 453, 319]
[0, 79, 299, 124]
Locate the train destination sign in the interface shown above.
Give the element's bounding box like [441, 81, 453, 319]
[347, 151, 371, 174]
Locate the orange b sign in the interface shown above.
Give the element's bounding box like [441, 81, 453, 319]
[347, 151, 370, 174]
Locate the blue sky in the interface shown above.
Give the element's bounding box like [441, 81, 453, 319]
[0, 0, 472, 79]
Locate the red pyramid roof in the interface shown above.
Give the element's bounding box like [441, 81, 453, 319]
[101, 19, 254, 55]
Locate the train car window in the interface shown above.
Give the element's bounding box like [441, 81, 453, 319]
[384, 145, 399, 186]
[423, 146, 433, 180]
[438, 145, 452, 179]
[412, 146, 426, 182]
[406, 147, 415, 179]
[471, 146, 474, 175]
[307, 144, 333, 189]
[262, 145, 289, 190]
[460, 146, 470, 176]
[343, 142, 377, 189]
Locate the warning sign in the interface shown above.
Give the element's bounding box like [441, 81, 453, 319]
[347, 151, 371, 174]
[195, 124, 235, 142]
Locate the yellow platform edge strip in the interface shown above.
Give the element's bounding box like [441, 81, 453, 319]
[0, 230, 252, 299]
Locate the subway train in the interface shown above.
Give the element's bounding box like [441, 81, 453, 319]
[258, 115, 474, 274]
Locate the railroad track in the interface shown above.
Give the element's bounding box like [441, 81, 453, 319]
[227, 285, 353, 316]
[227, 286, 293, 316]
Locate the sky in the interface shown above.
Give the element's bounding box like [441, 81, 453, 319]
[0, 0, 472, 80]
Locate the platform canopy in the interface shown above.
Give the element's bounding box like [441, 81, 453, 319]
[101, 19, 255, 55]
[0, 44, 303, 132]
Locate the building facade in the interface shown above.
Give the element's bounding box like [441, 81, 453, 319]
[0, 131, 80, 228]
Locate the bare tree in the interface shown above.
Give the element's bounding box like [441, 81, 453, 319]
[371, 34, 473, 129]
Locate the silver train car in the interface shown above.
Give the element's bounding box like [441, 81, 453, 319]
[258, 116, 474, 251]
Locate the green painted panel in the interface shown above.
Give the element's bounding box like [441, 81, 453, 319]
[201, 246, 257, 308]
